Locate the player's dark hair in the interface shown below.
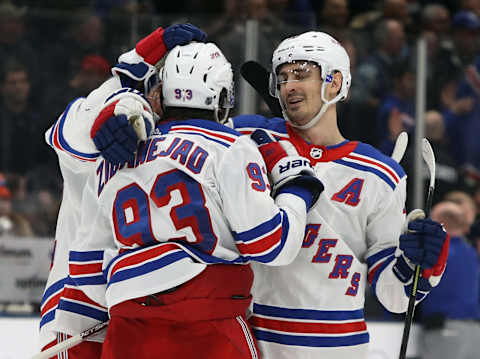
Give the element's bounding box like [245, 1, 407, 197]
[163, 107, 216, 122]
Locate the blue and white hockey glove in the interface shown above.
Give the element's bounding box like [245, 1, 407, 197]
[250, 129, 324, 209]
[114, 23, 207, 92]
[394, 209, 450, 292]
[163, 23, 207, 50]
[91, 92, 154, 165]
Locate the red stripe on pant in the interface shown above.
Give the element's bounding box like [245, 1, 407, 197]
[102, 264, 260, 359]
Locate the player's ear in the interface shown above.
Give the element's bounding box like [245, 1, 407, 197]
[332, 71, 342, 91]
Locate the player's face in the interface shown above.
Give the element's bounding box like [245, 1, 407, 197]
[277, 61, 323, 126]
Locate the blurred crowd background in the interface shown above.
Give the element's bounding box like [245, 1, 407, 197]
[0, 0, 479, 331]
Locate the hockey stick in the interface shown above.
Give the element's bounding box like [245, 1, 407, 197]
[30, 321, 109, 359]
[398, 138, 435, 359]
[391, 131, 408, 163]
[240, 60, 283, 117]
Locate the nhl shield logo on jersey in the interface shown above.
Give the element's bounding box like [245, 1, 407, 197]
[310, 147, 323, 159]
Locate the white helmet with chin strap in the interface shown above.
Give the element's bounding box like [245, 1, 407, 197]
[161, 42, 234, 123]
[269, 31, 351, 130]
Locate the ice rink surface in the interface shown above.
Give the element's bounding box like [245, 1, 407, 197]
[2, 317, 422, 359]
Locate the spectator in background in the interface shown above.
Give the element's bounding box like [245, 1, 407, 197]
[461, 0, 480, 18]
[350, 0, 411, 60]
[432, 11, 480, 112]
[270, 0, 316, 27]
[419, 201, 480, 359]
[317, 0, 350, 35]
[0, 173, 33, 237]
[350, 19, 408, 145]
[46, 54, 111, 114]
[422, 3, 451, 43]
[420, 4, 453, 109]
[402, 111, 463, 211]
[69, 54, 111, 97]
[217, 0, 296, 112]
[0, 59, 54, 175]
[444, 54, 480, 184]
[0, 1, 37, 81]
[376, 61, 415, 154]
[45, 8, 115, 103]
[19, 166, 62, 238]
[444, 190, 477, 231]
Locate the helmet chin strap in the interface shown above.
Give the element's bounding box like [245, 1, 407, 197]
[281, 80, 341, 130]
[285, 102, 329, 130]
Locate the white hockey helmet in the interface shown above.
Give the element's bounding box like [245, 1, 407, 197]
[161, 42, 234, 123]
[269, 31, 351, 129]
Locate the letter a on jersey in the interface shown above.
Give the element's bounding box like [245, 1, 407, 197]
[331, 178, 364, 206]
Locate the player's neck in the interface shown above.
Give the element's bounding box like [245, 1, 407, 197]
[294, 108, 345, 146]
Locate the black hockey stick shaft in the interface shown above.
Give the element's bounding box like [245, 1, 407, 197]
[399, 139, 435, 359]
[240, 60, 283, 117]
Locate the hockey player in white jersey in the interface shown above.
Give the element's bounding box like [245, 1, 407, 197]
[68, 41, 324, 358]
[39, 23, 207, 358]
[227, 32, 450, 358]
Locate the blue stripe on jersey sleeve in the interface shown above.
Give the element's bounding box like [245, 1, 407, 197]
[234, 212, 283, 243]
[56, 99, 100, 159]
[41, 277, 67, 306]
[39, 308, 55, 328]
[57, 299, 109, 322]
[69, 250, 104, 262]
[366, 247, 396, 268]
[353, 143, 406, 179]
[232, 115, 288, 134]
[370, 255, 396, 295]
[248, 213, 290, 264]
[73, 275, 107, 286]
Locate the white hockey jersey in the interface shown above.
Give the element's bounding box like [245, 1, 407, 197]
[230, 115, 413, 359]
[69, 118, 310, 313]
[39, 78, 151, 348]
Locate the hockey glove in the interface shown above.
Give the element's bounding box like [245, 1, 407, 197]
[91, 93, 154, 165]
[163, 23, 207, 50]
[250, 129, 324, 209]
[394, 209, 450, 291]
[114, 23, 207, 92]
[133, 23, 207, 66]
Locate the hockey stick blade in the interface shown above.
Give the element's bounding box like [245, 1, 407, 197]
[240, 61, 283, 117]
[421, 139, 436, 193]
[422, 138, 436, 217]
[30, 321, 109, 359]
[399, 138, 436, 359]
[391, 132, 408, 163]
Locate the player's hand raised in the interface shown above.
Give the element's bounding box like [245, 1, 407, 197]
[163, 23, 207, 50]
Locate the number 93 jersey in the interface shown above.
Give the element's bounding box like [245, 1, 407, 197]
[70, 118, 311, 310]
